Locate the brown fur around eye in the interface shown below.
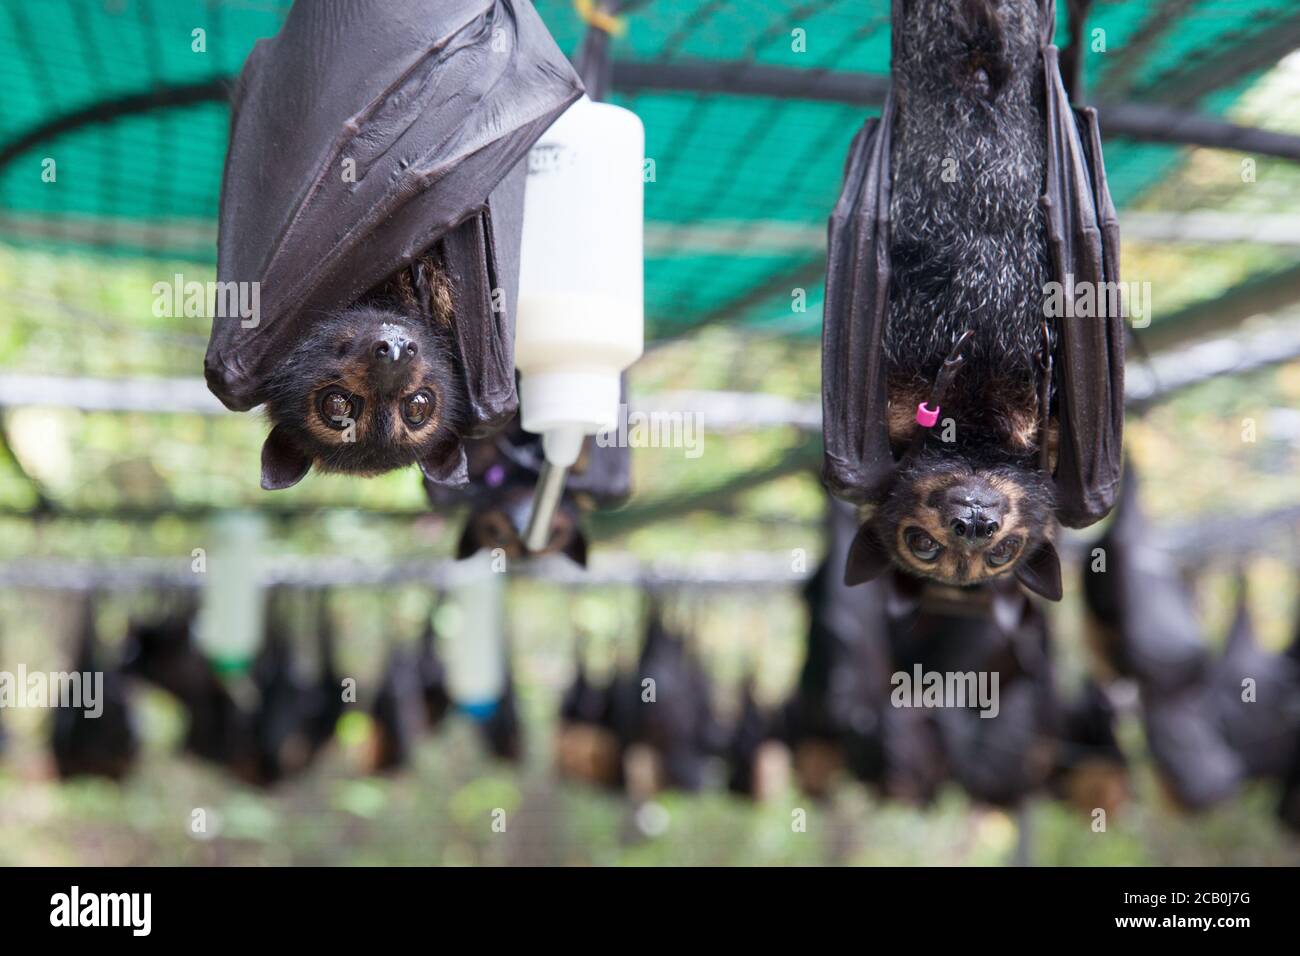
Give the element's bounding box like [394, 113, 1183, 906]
[870, 451, 1054, 589]
[893, 516, 1028, 585]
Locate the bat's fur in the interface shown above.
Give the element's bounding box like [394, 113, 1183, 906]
[857, 0, 1061, 597]
[258, 253, 469, 488]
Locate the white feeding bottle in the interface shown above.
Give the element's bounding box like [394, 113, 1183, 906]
[516, 94, 645, 550]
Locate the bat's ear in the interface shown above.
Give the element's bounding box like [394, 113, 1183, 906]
[844, 522, 892, 587]
[1015, 539, 1063, 602]
[420, 443, 469, 488]
[562, 528, 589, 568]
[261, 425, 312, 490]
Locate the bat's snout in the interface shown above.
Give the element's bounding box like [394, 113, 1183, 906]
[368, 325, 418, 392]
[941, 483, 1005, 550]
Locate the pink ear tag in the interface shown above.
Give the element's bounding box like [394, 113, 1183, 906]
[916, 403, 940, 428]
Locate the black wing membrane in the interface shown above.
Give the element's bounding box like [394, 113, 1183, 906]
[820, 104, 896, 507]
[1040, 36, 1125, 528]
[207, 0, 583, 434]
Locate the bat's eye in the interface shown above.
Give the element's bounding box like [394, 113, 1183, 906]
[986, 537, 1021, 568]
[402, 390, 435, 427]
[318, 389, 360, 430]
[905, 528, 942, 562]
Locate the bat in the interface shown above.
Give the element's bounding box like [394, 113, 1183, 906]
[1080, 465, 1208, 693]
[477, 663, 524, 762]
[206, 0, 582, 489]
[302, 593, 345, 756]
[824, 0, 1123, 599]
[121, 601, 261, 781]
[51, 595, 138, 781]
[895, 592, 1056, 808]
[425, 412, 631, 564]
[1211, 577, 1300, 780]
[1048, 679, 1129, 818]
[1141, 681, 1243, 811]
[417, 609, 452, 731]
[366, 644, 427, 774]
[250, 589, 347, 784]
[725, 676, 792, 801]
[784, 500, 946, 801]
[556, 637, 624, 788]
[619, 606, 719, 795]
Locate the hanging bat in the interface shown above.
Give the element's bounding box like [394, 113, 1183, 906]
[556, 637, 624, 789]
[784, 499, 946, 801]
[726, 676, 792, 801]
[1048, 679, 1129, 818]
[895, 591, 1056, 808]
[1211, 576, 1300, 780]
[1080, 465, 1208, 693]
[824, 0, 1123, 599]
[477, 662, 524, 762]
[365, 644, 427, 774]
[619, 606, 719, 796]
[206, 0, 582, 489]
[121, 600, 261, 781]
[416, 608, 452, 730]
[425, 412, 631, 564]
[51, 595, 138, 782]
[1141, 681, 1243, 812]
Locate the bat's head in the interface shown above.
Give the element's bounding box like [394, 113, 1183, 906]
[455, 476, 588, 566]
[845, 452, 1062, 600]
[258, 305, 467, 489]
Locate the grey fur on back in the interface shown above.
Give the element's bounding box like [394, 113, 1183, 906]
[885, 0, 1050, 386]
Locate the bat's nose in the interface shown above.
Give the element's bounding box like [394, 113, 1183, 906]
[368, 326, 418, 392]
[947, 507, 1001, 548]
[373, 332, 416, 363]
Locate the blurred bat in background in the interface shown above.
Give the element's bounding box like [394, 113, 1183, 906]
[426, 408, 631, 565]
[50, 595, 138, 781]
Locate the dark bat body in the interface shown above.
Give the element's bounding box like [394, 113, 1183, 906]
[824, 0, 1123, 600]
[122, 606, 260, 780]
[1081, 466, 1208, 692]
[617, 610, 720, 796]
[783, 501, 946, 801]
[725, 678, 791, 801]
[1211, 583, 1300, 781]
[477, 667, 525, 762]
[417, 615, 452, 730]
[208, 1, 582, 488]
[366, 645, 427, 774]
[1048, 680, 1129, 818]
[426, 409, 631, 565]
[556, 646, 624, 788]
[51, 597, 138, 782]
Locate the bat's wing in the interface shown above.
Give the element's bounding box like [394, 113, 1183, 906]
[1142, 684, 1242, 811]
[820, 99, 897, 506]
[1041, 40, 1125, 527]
[207, 0, 583, 425]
